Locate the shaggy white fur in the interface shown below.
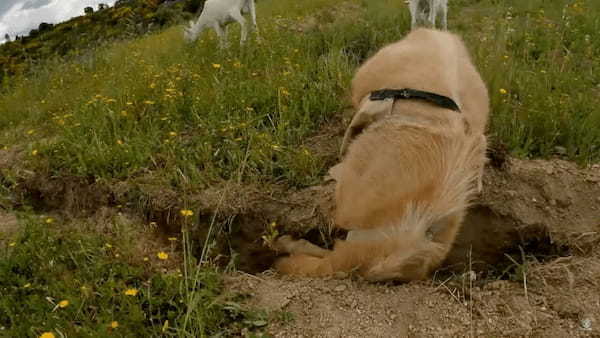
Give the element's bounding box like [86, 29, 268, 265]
[409, 0, 449, 30]
[184, 0, 258, 47]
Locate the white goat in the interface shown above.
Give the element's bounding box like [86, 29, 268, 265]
[184, 0, 258, 47]
[409, 0, 448, 30]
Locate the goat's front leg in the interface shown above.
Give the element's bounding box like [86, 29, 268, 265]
[212, 23, 228, 48]
[428, 0, 437, 28]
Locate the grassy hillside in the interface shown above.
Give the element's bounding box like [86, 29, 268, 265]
[1, 0, 599, 336]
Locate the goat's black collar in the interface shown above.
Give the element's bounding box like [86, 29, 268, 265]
[370, 88, 460, 112]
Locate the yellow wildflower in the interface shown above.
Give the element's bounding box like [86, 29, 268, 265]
[180, 209, 194, 217]
[116, 140, 124, 145]
[9, 242, 16, 247]
[45, 218, 54, 224]
[110, 321, 119, 329]
[157, 251, 169, 260]
[31, 150, 38, 156]
[144, 100, 155, 105]
[212, 63, 221, 69]
[124, 288, 139, 296]
[150, 83, 156, 89]
[169, 131, 177, 137]
[39, 332, 55, 338]
[27, 129, 35, 135]
[58, 300, 69, 308]
[143, 257, 149, 262]
[499, 88, 508, 95]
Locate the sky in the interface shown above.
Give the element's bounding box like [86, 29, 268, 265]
[0, 0, 117, 43]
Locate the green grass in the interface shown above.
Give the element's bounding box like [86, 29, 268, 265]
[0, 213, 270, 337]
[0, 0, 599, 335]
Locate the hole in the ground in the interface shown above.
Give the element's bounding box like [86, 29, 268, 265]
[444, 205, 572, 278]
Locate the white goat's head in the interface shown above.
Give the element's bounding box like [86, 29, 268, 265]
[183, 21, 196, 42]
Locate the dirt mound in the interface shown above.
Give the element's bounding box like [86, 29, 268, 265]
[226, 250, 600, 337]
[198, 157, 600, 275]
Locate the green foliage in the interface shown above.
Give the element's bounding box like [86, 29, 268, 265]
[0, 214, 265, 336]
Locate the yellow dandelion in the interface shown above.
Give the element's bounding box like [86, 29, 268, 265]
[169, 131, 177, 137]
[180, 209, 194, 217]
[45, 218, 54, 224]
[212, 63, 221, 69]
[39, 332, 55, 338]
[9, 242, 16, 247]
[31, 149, 38, 156]
[143, 257, 149, 262]
[499, 88, 508, 95]
[58, 300, 69, 308]
[157, 251, 169, 260]
[110, 321, 119, 329]
[124, 288, 139, 296]
[116, 140, 124, 145]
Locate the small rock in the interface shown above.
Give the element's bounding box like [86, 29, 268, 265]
[463, 270, 477, 282]
[334, 284, 347, 292]
[554, 146, 567, 155]
[580, 317, 592, 331]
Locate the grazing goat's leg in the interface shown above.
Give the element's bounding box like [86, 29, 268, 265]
[409, 1, 418, 29]
[250, 0, 259, 36]
[440, 2, 448, 30]
[231, 11, 248, 45]
[212, 23, 227, 48]
[428, 0, 437, 28]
